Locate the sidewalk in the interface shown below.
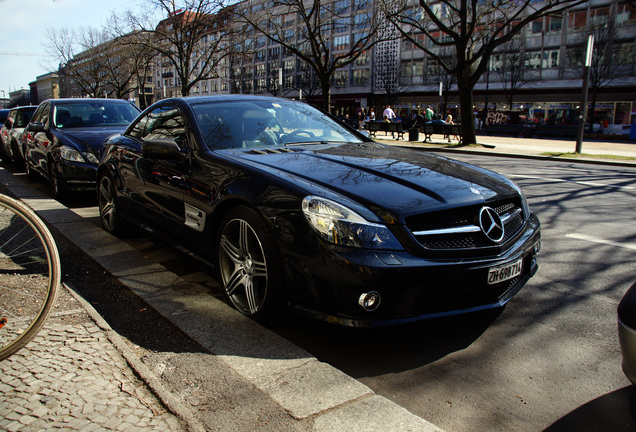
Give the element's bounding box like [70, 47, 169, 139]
[376, 133, 636, 165]
[0, 282, 188, 432]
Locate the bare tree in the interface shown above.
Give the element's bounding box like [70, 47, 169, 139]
[235, 0, 394, 112]
[567, 12, 631, 132]
[119, 0, 236, 97]
[45, 25, 147, 99]
[494, 38, 533, 110]
[383, 0, 586, 144]
[45, 26, 110, 97]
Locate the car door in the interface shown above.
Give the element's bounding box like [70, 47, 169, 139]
[130, 104, 192, 236]
[24, 102, 52, 177]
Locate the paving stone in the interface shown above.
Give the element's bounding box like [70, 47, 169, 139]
[0, 320, 185, 432]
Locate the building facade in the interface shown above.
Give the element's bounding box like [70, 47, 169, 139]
[64, 0, 636, 132]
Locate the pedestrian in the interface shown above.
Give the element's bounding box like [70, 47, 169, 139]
[369, 107, 376, 122]
[383, 105, 396, 122]
[446, 111, 459, 142]
[358, 108, 365, 129]
[425, 105, 434, 121]
[382, 114, 394, 138]
[412, 111, 425, 129]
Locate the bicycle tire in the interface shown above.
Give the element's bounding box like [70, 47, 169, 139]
[0, 193, 61, 360]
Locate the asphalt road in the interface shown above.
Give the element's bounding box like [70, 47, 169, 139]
[11, 154, 636, 432]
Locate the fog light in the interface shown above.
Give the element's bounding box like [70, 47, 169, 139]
[534, 241, 542, 254]
[358, 291, 381, 311]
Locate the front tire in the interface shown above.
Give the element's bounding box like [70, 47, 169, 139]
[217, 206, 285, 324]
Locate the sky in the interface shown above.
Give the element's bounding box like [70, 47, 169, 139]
[0, 0, 149, 97]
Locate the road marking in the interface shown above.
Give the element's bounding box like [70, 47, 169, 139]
[510, 174, 635, 190]
[566, 233, 636, 250]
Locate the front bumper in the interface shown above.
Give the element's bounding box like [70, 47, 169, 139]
[57, 159, 98, 192]
[286, 213, 541, 327]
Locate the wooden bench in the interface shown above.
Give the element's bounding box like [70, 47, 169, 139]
[532, 125, 577, 139]
[365, 122, 405, 140]
[421, 123, 462, 143]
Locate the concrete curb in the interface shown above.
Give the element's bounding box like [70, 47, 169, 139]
[0, 167, 442, 432]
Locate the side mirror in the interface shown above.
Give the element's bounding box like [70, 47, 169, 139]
[142, 138, 183, 160]
[26, 122, 44, 133]
[4, 119, 12, 129]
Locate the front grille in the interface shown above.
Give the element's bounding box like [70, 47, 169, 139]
[406, 199, 525, 252]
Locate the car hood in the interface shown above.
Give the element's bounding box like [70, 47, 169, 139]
[54, 127, 126, 152]
[225, 143, 520, 223]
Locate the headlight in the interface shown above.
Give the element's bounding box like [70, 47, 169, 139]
[301, 196, 403, 250]
[59, 145, 98, 164]
[84, 152, 98, 164]
[59, 146, 84, 163]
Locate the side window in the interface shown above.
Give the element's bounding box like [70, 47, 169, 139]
[33, 104, 51, 129]
[140, 105, 188, 149]
[7, 111, 16, 127]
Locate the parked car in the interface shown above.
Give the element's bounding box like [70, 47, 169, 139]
[618, 281, 636, 384]
[0, 105, 37, 169]
[97, 95, 541, 326]
[0, 109, 9, 124]
[23, 98, 140, 198]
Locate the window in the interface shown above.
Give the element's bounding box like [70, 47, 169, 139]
[529, 19, 543, 35]
[256, 64, 266, 77]
[284, 60, 295, 73]
[590, 7, 610, 27]
[334, 18, 349, 33]
[354, 13, 370, 30]
[569, 10, 587, 30]
[334, 0, 349, 14]
[333, 70, 348, 86]
[333, 35, 349, 50]
[525, 51, 541, 69]
[352, 69, 369, 85]
[548, 16, 562, 33]
[616, 3, 636, 24]
[356, 50, 369, 66]
[130, 105, 187, 148]
[542, 49, 559, 68]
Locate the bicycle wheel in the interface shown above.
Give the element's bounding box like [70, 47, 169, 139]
[0, 193, 61, 360]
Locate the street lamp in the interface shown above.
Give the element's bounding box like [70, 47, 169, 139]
[576, 34, 594, 154]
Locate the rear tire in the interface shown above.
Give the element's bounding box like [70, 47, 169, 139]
[97, 171, 130, 237]
[24, 153, 38, 182]
[49, 161, 67, 200]
[217, 206, 286, 324]
[11, 140, 24, 171]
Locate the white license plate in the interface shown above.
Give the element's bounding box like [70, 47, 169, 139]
[487, 258, 523, 285]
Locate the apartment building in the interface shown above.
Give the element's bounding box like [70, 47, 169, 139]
[72, 0, 636, 131]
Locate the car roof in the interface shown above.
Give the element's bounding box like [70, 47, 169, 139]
[161, 95, 294, 107]
[10, 106, 37, 111]
[45, 98, 135, 104]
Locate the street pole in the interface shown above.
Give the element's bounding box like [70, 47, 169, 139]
[576, 34, 594, 154]
[439, 82, 443, 116]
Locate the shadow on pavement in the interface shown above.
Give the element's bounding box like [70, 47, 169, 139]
[544, 385, 636, 432]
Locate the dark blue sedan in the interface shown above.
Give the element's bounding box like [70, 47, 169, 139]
[23, 98, 140, 199]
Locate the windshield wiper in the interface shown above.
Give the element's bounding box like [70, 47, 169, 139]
[283, 140, 330, 146]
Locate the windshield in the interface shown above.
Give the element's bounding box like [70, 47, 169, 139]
[53, 101, 140, 129]
[191, 99, 364, 150]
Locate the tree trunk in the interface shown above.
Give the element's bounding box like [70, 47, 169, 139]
[320, 77, 331, 113]
[457, 75, 477, 145]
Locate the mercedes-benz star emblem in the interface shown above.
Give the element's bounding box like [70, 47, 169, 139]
[479, 207, 505, 243]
